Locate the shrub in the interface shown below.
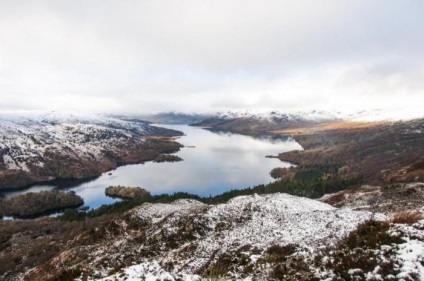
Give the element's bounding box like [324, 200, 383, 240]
[389, 210, 422, 225]
[61, 209, 86, 221]
[265, 244, 296, 262]
[325, 220, 403, 279]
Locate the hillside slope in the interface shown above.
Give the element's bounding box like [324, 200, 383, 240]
[0, 111, 182, 190]
[277, 118, 424, 185]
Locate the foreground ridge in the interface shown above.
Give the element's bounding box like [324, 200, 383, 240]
[20, 192, 423, 280]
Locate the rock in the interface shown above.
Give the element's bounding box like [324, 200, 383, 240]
[105, 186, 151, 199]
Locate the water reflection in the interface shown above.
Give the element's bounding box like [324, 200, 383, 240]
[1, 125, 302, 210]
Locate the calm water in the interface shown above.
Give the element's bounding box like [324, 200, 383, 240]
[2, 125, 302, 211]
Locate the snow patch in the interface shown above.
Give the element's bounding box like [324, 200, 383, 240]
[93, 261, 202, 281]
[391, 221, 424, 280]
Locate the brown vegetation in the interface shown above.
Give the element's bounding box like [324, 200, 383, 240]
[389, 210, 422, 225]
[0, 190, 83, 218]
[0, 213, 115, 280]
[269, 167, 284, 179]
[273, 120, 383, 135]
[154, 154, 182, 163]
[279, 118, 424, 185]
[105, 186, 150, 199]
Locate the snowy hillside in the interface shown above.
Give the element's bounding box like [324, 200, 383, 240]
[0, 111, 181, 190]
[212, 108, 424, 123]
[25, 192, 424, 280]
[216, 109, 344, 123]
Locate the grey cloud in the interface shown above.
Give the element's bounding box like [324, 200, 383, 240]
[0, 0, 423, 114]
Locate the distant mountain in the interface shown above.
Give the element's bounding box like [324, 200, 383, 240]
[215, 109, 344, 122]
[191, 110, 344, 134]
[191, 109, 424, 134]
[136, 112, 213, 125]
[0, 111, 182, 190]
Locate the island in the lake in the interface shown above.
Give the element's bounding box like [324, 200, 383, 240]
[105, 186, 151, 199]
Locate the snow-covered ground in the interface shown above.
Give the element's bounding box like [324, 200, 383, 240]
[67, 194, 372, 279]
[389, 222, 424, 280]
[93, 261, 202, 281]
[23, 192, 424, 280]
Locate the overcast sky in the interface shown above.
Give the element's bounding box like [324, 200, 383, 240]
[0, 0, 423, 115]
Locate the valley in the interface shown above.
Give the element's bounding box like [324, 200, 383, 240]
[0, 111, 423, 280]
[2, 2, 423, 279]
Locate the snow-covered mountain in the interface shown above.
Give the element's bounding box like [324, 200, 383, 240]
[0, 111, 182, 190]
[192, 109, 345, 134]
[192, 108, 424, 135]
[215, 109, 344, 123]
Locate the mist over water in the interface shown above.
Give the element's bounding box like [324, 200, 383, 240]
[2, 125, 302, 210]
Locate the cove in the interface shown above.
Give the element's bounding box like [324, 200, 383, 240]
[1, 125, 302, 211]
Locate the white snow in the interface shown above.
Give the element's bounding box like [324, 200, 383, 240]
[133, 199, 207, 224]
[81, 193, 373, 280]
[391, 221, 424, 280]
[127, 193, 373, 274]
[2, 154, 19, 169]
[215, 109, 344, 123]
[93, 261, 202, 281]
[192, 193, 372, 271]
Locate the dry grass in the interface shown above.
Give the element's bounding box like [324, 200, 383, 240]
[389, 210, 422, 225]
[272, 121, 384, 135]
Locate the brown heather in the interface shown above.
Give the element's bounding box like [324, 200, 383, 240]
[389, 210, 422, 225]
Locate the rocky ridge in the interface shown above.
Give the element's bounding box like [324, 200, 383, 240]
[22, 192, 424, 281]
